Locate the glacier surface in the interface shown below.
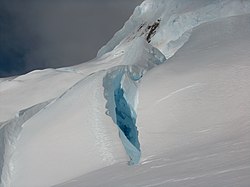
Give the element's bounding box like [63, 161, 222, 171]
[1, 0, 250, 186]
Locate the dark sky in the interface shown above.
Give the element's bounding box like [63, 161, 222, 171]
[0, 0, 143, 77]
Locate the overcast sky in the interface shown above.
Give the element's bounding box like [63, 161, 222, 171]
[0, 0, 143, 77]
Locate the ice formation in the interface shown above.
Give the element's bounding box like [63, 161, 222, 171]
[102, 38, 166, 164]
[98, 0, 250, 59]
[103, 68, 141, 165]
[1, 0, 250, 186]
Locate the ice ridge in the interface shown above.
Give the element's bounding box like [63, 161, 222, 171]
[97, 0, 250, 59]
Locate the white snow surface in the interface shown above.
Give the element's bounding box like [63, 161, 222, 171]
[1, 0, 250, 186]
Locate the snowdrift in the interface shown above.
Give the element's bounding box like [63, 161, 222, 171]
[1, 0, 250, 186]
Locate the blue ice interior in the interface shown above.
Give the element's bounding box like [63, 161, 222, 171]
[103, 67, 141, 164]
[114, 86, 140, 151]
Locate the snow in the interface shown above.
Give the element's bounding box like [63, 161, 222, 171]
[97, 0, 250, 59]
[55, 13, 250, 187]
[8, 72, 128, 187]
[0, 100, 52, 187]
[0, 69, 83, 123]
[138, 13, 250, 158]
[1, 0, 250, 186]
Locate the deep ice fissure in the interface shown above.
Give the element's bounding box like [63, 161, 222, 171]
[114, 84, 140, 151]
[103, 67, 141, 165]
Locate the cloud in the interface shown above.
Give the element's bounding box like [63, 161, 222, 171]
[0, 0, 143, 77]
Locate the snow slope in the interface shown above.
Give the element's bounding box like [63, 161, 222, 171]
[1, 0, 250, 186]
[56, 13, 250, 187]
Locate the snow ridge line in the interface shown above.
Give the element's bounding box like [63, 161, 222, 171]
[0, 100, 52, 187]
[0, 70, 110, 187]
[97, 0, 250, 59]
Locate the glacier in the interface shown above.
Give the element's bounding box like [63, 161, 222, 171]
[1, 0, 250, 186]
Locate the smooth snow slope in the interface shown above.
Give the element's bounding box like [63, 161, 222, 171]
[0, 0, 250, 186]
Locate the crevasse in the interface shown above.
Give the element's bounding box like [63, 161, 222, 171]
[103, 67, 140, 165]
[114, 80, 140, 151]
[103, 38, 166, 165]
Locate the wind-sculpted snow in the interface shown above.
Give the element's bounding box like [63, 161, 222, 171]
[8, 72, 130, 187]
[0, 100, 52, 187]
[97, 0, 250, 59]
